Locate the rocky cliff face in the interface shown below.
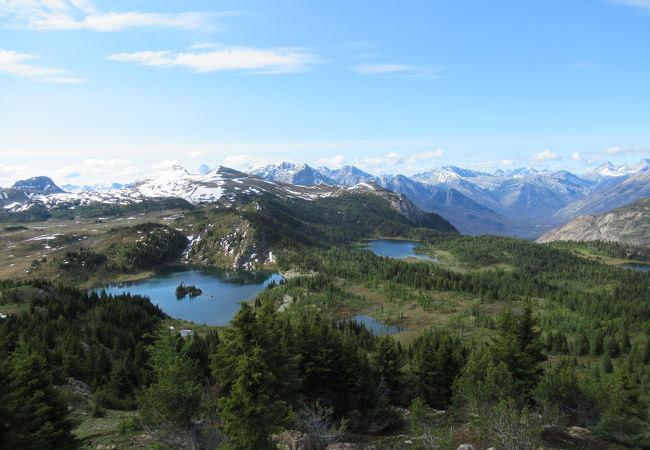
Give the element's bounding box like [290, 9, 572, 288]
[538, 197, 650, 247]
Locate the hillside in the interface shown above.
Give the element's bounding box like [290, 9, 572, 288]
[538, 196, 650, 248]
[3, 186, 455, 284]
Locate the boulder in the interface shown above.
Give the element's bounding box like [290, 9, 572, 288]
[542, 425, 609, 449]
[66, 377, 92, 396]
[273, 430, 319, 450]
[325, 444, 359, 450]
[567, 426, 594, 441]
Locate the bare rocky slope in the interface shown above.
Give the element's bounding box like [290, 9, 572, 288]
[537, 197, 650, 247]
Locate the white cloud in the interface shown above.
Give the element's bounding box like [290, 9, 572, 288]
[353, 63, 444, 78]
[0, 0, 217, 31]
[470, 159, 516, 169]
[0, 160, 142, 187]
[602, 146, 647, 155]
[355, 64, 417, 74]
[406, 149, 444, 163]
[357, 152, 404, 168]
[221, 154, 282, 171]
[316, 154, 346, 168]
[42, 76, 86, 83]
[0, 49, 62, 76]
[0, 48, 85, 82]
[82, 158, 134, 171]
[189, 150, 206, 158]
[531, 149, 560, 162]
[108, 47, 315, 74]
[81, 159, 141, 177]
[609, 0, 650, 13]
[150, 160, 182, 172]
[570, 151, 603, 164]
[352, 150, 445, 174]
[188, 42, 220, 50]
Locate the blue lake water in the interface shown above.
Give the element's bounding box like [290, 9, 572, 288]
[364, 239, 437, 262]
[620, 264, 650, 272]
[346, 314, 409, 335]
[93, 267, 283, 326]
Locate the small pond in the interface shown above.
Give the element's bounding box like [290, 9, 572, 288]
[345, 314, 409, 336]
[363, 239, 438, 261]
[93, 267, 283, 326]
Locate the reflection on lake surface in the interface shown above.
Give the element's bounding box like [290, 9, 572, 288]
[364, 239, 437, 261]
[93, 267, 283, 326]
[345, 314, 409, 335]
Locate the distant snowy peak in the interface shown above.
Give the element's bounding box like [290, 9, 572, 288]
[630, 158, 650, 172]
[36, 166, 234, 208]
[318, 165, 375, 186]
[12, 176, 63, 193]
[60, 183, 128, 192]
[442, 166, 493, 178]
[501, 167, 541, 178]
[20, 165, 401, 213]
[412, 166, 495, 185]
[412, 168, 462, 184]
[593, 162, 627, 178]
[583, 159, 650, 180]
[251, 162, 335, 186]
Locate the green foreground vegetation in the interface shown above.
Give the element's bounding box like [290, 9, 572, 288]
[0, 196, 649, 449]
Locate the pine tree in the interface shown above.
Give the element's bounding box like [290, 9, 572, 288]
[492, 306, 544, 397]
[453, 348, 516, 409]
[1, 345, 79, 450]
[219, 347, 290, 450]
[139, 329, 203, 431]
[411, 330, 464, 408]
[595, 365, 649, 447]
[370, 336, 404, 404]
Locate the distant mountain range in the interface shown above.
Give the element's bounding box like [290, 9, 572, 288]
[3, 158, 650, 239]
[1, 166, 454, 232]
[247, 159, 650, 238]
[59, 182, 129, 192]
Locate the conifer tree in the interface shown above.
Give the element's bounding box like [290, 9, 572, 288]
[219, 346, 290, 450]
[492, 306, 544, 397]
[595, 365, 649, 447]
[1, 345, 78, 450]
[138, 329, 207, 448]
[370, 336, 404, 404]
[411, 330, 463, 408]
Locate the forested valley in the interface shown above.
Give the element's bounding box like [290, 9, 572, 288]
[0, 199, 649, 449]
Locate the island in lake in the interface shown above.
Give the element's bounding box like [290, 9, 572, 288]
[175, 283, 202, 299]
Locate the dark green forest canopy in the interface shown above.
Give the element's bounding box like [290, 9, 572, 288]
[1, 196, 649, 448]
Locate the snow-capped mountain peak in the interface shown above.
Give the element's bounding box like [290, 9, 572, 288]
[250, 162, 335, 185]
[317, 165, 375, 185]
[12, 176, 63, 193]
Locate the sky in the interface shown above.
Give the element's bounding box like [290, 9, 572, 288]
[1, 0, 650, 186]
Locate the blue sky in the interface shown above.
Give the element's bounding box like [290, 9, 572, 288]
[1, 0, 650, 185]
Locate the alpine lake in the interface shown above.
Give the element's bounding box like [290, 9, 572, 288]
[94, 240, 431, 332]
[93, 267, 283, 326]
